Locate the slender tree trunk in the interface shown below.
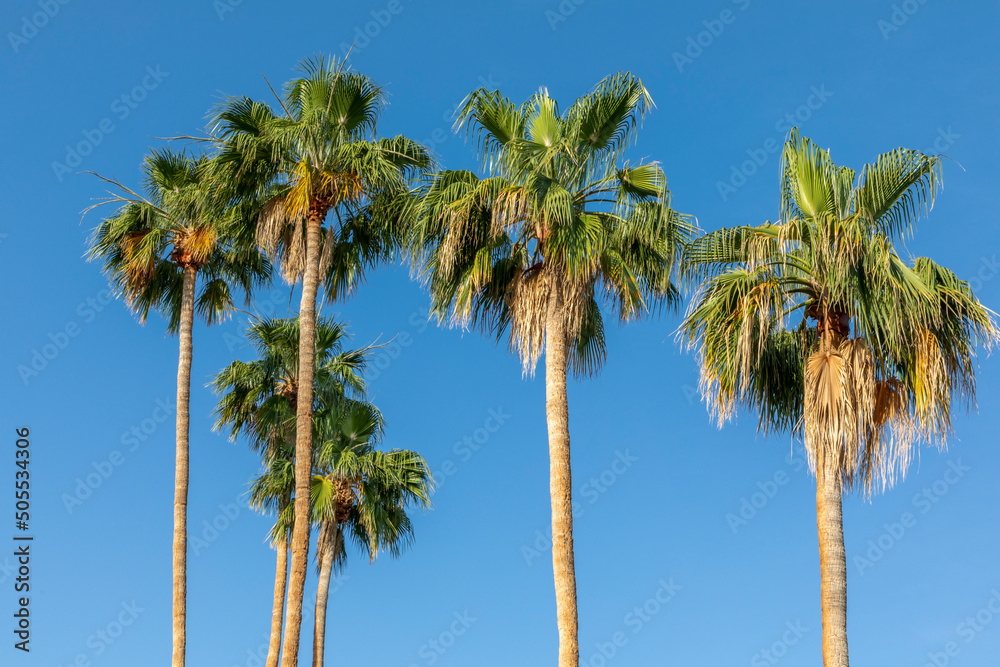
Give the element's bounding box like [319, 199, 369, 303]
[312, 525, 339, 667]
[265, 500, 290, 667]
[172, 265, 197, 667]
[544, 278, 579, 667]
[280, 208, 325, 667]
[816, 451, 850, 667]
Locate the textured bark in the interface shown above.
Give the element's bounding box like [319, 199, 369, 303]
[172, 265, 197, 667]
[544, 280, 579, 667]
[280, 209, 325, 667]
[816, 452, 850, 667]
[265, 501, 290, 667]
[311, 525, 339, 667]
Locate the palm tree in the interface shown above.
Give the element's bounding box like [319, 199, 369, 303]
[681, 129, 998, 666]
[214, 56, 430, 666]
[309, 401, 432, 667]
[410, 73, 696, 666]
[247, 441, 296, 667]
[87, 150, 270, 667]
[213, 317, 368, 667]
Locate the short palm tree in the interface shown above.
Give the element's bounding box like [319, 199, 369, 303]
[214, 56, 430, 666]
[213, 317, 368, 667]
[309, 401, 432, 667]
[411, 73, 696, 666]
[681, 129, 998, 666]
[87, 149, 270, 667]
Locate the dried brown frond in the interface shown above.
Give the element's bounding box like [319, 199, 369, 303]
[438, 207, 478, 283]
[172, 226, 218, 267]
[508, 268, 550, 376]
[119, 231, 157, 303]
[506, 266, 594, 377]
[911, 327, 952, 443]
[805, 336, 919, 497]
[860, 378, 914, 494]
[492, 188, 531, 238]
[736, 275, 788, 395]
[804, 345, 852, 477]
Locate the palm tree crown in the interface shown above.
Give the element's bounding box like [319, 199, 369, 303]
[213, 317, 369, 453]
[412, 72, 697, 374]
[683, 129, 997, 492]
[214, 54, 431, 297]
[88, 148, 270, 329]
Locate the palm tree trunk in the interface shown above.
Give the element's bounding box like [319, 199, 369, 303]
[280, 207, 325, 667]
[172, 265, 197, 667]
[265, 504, 290, 667]
[544, 279, 579, 667]
[312, 525, 340, 667]
[816, 452, 849, 667]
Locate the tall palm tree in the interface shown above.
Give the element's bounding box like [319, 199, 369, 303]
[213, 317, 368, 667]
[309, 402, 432, 667]
[681, 129, 998, 666]
[87, 150, 270, 667]
[247, 441, 296, 667]
[214, 56, 430, 666]
[410, 73, 696, 666]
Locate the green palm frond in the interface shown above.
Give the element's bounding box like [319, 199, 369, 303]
[413, 73, 696, 377]
[682, 128, 999, 495]
[213, 56, 431, 292]
[86, 150, 272, 332]
[212, 316, 370, 454]
[852, 148, 941, 239]
[569, 71, 653, 162]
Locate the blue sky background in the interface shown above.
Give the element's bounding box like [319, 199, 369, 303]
[3, 1, 1000, 665]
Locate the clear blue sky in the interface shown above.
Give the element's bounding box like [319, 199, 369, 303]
[3, 1, 999, 665]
